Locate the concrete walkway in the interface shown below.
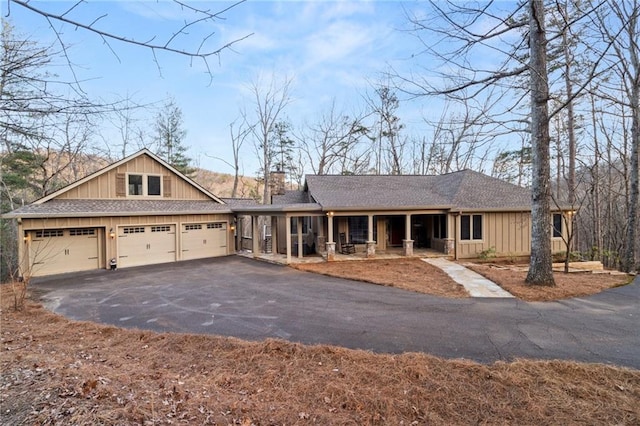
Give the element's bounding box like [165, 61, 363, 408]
[422, 257, 514, 298]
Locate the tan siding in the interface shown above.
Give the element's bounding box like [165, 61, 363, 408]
[55, 154, 212, 201]
[457, 211, 533, 259]
[21, 213, 234, 274]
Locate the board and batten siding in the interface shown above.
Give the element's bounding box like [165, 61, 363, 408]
[55, 154, 210, 200]
[456, 211, 569, 259]
[19, 213, 234, 273]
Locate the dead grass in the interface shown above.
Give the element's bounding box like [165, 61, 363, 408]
[466, 264, 634, 301]
[1, 286, 638, 425]
[294, 258, 469, 298]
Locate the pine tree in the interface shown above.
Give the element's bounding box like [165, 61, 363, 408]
[154, 97, 193, 176]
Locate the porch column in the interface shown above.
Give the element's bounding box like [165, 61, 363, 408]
[297, 217, 304, 259]
[235, 216, 241, 252]
[366, 214, 376, 258]
[403, 214, 414, 256]
[326, 212, 336, 261]
[252, 215, 260, 257]
[271, 216, 278, 254]
[285, 216, 292, 264]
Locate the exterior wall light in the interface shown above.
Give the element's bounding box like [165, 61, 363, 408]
[109, 228, 116, 239]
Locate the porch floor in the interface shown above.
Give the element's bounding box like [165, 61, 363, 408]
[237, 247, 451, 266]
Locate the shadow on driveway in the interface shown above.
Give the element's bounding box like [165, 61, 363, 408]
[31, 256, 640, 369]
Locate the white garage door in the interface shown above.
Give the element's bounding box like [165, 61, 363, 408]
[28, 228, 99, 276]
[181, 222, 227, 261]
[117, 225, 176, 268]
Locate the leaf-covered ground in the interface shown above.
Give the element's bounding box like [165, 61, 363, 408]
[1, 284, 639, 425]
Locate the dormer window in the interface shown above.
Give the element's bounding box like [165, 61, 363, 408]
[148, 175, 161, 196]
[127, 173, 162, 197]
[128, 174, 143, 195]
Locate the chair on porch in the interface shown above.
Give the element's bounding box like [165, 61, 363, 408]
[339, 232, 356, 254]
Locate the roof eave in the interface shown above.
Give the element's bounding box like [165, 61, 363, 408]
[322, 205, 453, 212]
[4, 209, 233, 219]
[232, 203, 323, 215]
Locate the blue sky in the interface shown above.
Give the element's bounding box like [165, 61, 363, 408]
[4, 1, 517, 175]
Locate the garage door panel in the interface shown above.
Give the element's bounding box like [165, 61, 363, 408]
[28, 228, 99, 277]
[118, 225, 176, 268]
[182, 223, 227, 260]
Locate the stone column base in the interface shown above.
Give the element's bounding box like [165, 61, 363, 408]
[326, 242, 336, 261]
[317, 235, 326, 250]
[402, 239, 414, 256]
[366, 241, 376, 258]
[444, 239, 455, 255]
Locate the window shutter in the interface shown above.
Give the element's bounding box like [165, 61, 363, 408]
[163, 176, 172, 197]
[116, 173, 126, 197]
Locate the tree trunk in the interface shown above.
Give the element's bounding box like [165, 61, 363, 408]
[623, 69, 639, 272]
[622, 6, 639, 273]
[526, 0, 556, 286]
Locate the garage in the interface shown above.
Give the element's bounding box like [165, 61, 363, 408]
[28, 228, 100, 276]
[181, 222, 228, 260]
[117, 224, 176, 268]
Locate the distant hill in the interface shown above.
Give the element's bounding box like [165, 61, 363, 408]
[191, 168, 261, 200]
[10, 150, 261, 203]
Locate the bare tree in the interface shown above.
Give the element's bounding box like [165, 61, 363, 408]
[247, 74, 293, 203]
[597, 1, 640, 273]
[398, 0, 623, 282]
[296, 100, 369, 175]
[217, 116, 253, 198]
[365, 80, 405, 174]
[7, 0, 251, 82]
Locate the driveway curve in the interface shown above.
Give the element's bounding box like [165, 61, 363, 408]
[31, 256, 640, 369]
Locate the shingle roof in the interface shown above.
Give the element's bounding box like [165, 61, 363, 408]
[297, 170, 531, 211]
[272, 190, 310, 204]
[220, 198, 259, 206]
[3, 199, 232, 218]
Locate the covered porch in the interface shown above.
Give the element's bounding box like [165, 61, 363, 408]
[233, 204, 456, 264]
[238, 245, 450, 266]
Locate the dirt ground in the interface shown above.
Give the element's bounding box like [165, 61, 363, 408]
[294, 258, 469, 298]
[465, 263, 634, 301]
[294, 258, 635, 301]
[1, 286, 639, 425]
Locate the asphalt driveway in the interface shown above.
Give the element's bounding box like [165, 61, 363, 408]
[31, 256, 640, 369]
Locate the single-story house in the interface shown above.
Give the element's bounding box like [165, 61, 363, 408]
[232, 170, 571, 263]
[4, 149, 571, 277]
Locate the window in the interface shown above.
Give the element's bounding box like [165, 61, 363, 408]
[69, 228, 96, 236]
[552, 213, 563, 238]
[123, 227, 145, 234]
[433, 215, 447, 239]
[290, 217, 312, 234]
[473, 214, 483, 240]
[460, 214, 482, 241]
[207, 223, 223, 229]
[348, 216, 377, 244]
[151, 225, 171, 233]
[148, 175, 161, 196]
[127, 173, 162, 196]
[185, 224, 202, 231]
[35, 229, 64, 238]
[128, 174, 143, 195]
